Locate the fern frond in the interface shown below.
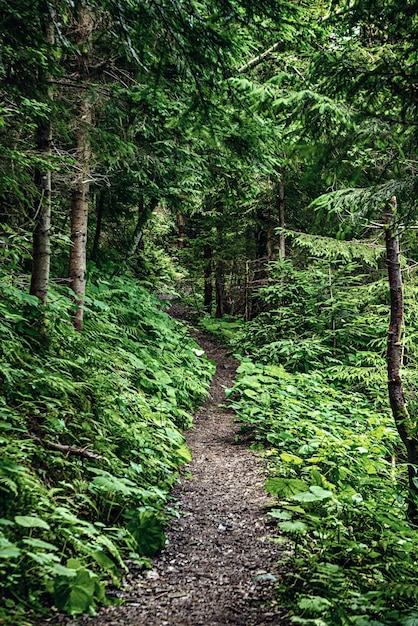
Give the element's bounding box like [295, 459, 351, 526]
[0, 475, 18, 495]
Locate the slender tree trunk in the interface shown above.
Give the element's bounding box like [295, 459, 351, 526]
[255, 209, 268, 259]
[68, 6, 93, 332]
[328, 263, 337, 353]
[177, 213, 186, 249]
[385, 196, 418, 524]
[30, 125, 52, 304]
[244, 259, 252, 322]
[278, 169, 286, 260]
[266, 207, 273, 262]
[90, 189, 106, 262]
[203, 245, 213, 312]
[128, 197, 158, 258]
[69, 97, 92, 331]
[30, 21, 54, 304]
[215, 260, 225, 318]
[111, 196, 158, 278]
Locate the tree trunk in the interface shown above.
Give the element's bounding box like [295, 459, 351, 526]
[385, 196, 418, 524]
[110, 196, 159, 278]
[255, 209, 268, 259]
[266, 207, 273, 262]
[30, 124, 52, 304]
[68, 6, 93, 332]
[215, 260, 225, 318]
[30, 21, 54, 304]
[177, 213, 186, 249]
[128, 196, 158, 258]
[203, 245, 213, 312]
[277, 169, 286, 260]
[90, 189, 106, 262]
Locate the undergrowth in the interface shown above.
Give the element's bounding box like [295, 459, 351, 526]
[228, 258, 418, 412]
[225, 254, 418, 625]
[230, 361, 418, 625]
[198, 314, 245, 344]
[0, 271, 214, 623]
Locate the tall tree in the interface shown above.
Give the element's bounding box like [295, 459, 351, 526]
[30, 16, 55, 304]
[385, 196, 418, 523]
[67, 3, 94, 331]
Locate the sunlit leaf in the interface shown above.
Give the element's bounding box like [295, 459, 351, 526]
[278, 520, 307, 533]
[265, 478, 308, 498]
[14, 515, 50, 530]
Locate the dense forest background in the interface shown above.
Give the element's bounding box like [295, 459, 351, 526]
[2, 0, 418, 624]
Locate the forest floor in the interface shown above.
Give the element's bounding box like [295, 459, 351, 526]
[46, 309, 290, 626]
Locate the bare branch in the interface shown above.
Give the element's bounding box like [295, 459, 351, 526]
[30, 435, 105, 460]
[238, 42, 280, 74]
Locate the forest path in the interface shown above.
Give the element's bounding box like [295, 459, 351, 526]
[62, 317, 289, 626]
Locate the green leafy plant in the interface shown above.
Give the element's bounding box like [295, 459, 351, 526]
[52, 559, 106, 616]
[0, 268, 214, 623]
[230, 255, 418, 413]
[230, 355, 418, 624]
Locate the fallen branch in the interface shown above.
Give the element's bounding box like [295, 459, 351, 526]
[237, 42, 280, 74]
[30, 435, 104, 460]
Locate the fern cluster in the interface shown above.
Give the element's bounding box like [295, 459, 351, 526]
[229, 253, 418, 412]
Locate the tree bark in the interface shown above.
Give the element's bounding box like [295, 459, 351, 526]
[385, 196, 418, 524]
[68, 6, 94, 332]
[30, 21, 54, 304]
[215, 260, 225, 318]
[128, 196, 158, 258]
[244, 259, 252, 322]
[177, 213, 186, 249]
[238, 42, 280, 74]
[110, 196, 159, 278]
[266, 207, 273, 262]
[90, 189, 106, 262]
[30, 126, 52, 304]
[203, 245, 213, 312]
[255, 209, 268, 259]
[277, 169, 286, 260]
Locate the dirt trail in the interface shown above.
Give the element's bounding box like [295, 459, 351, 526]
[52, 325, 289, 626]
